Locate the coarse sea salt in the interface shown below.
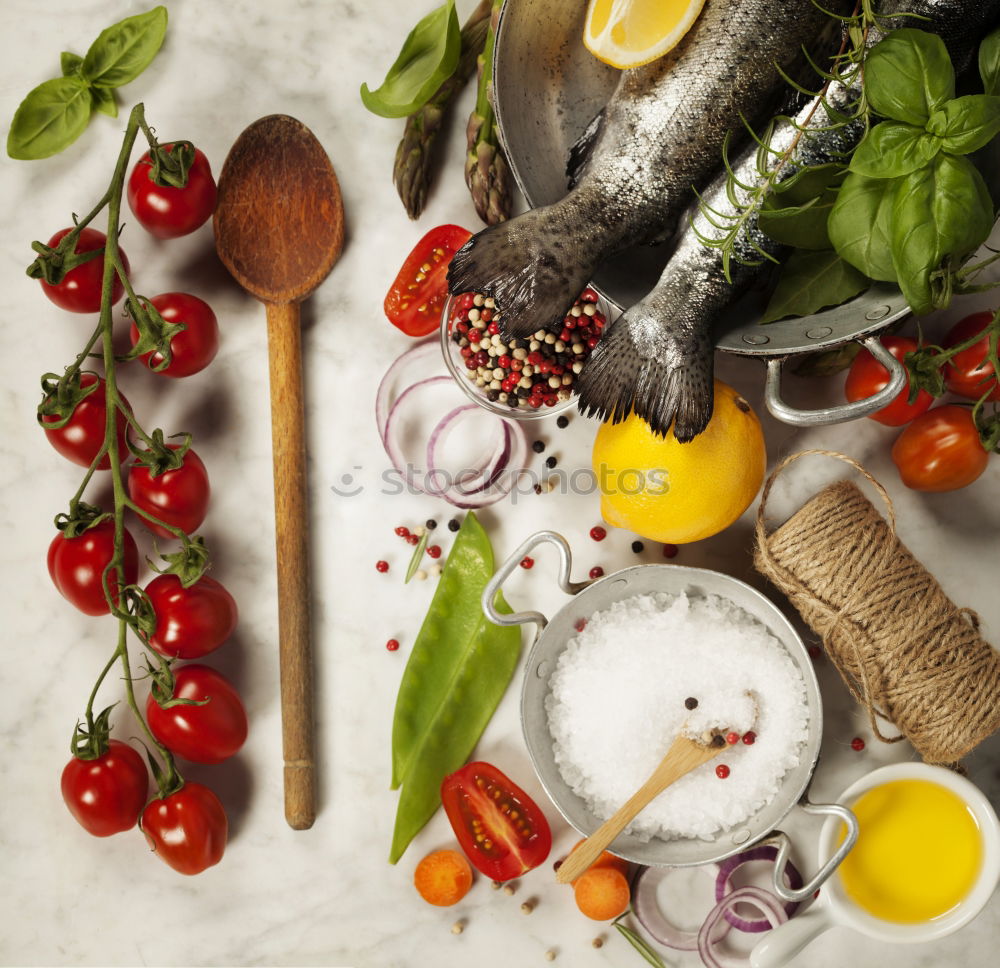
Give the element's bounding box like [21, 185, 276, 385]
[545, 591, 809, 842]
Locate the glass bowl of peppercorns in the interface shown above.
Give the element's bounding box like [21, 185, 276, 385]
[440, 287, 609, 420]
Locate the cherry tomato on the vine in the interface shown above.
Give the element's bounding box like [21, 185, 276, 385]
[141, 781, 228, 875]
[844, 335, 934, 427]
[127, 146, 217, 239]
[144, 574, 238, 659]
[61, 739, 148, 837]
[942, 312, 1000, 402]
[440, 761, 552, 881]
[129, 292, 219, 378]
[41, 373, 130, 469]
[146, 664, 248, 764]
[40, 227, 129, 314]
[128, 445, 210, 538]
[891, 405, 989, 492]
[47, 518, 139, 616]
[384, 224, 472, 337]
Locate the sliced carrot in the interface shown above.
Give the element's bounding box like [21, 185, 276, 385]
[414, 848, 474, 906]
[567, 838, 630, 884]
[573, 866, 631, 921]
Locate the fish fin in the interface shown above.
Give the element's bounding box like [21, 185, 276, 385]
[566, 109, 605, 190]
[447, 205, 599, 338]
[576, 304, 715, 442]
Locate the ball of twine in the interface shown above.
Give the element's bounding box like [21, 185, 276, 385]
[753, 449, 1000, 765]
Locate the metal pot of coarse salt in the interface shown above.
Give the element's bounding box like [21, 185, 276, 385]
[481, 531, 859, 902]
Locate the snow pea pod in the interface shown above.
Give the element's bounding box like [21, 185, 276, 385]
[389, 512, 521, 863]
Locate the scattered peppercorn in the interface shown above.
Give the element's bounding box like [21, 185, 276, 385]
[394, 525, 409, 537]
[533, 483, 543, 495]
[414, 569, 428, 582]
[685, 696, 698, 710]
[451, 921, 464, 935]
[545, 456, 557, 469]
[532, 440, 545, 453]
[406, 534, 419, 545]
[553, 859, 563, 873]
[631, 540, 644, 554]
[589, 526, 607, 542]
[574, 618, 587, 632]
[808, 645, 822, 660]
[544, 949, 556, 962]
[589, 566, 604, 579]
[520, 556, 535, 569]
[502, 883, 516, 896]
[851, 736, 865, 751]
[425, 519, 437, 531]
[716, 764, 731, 779]
[375, 560, 389, 573]
[491, 880, 502, 890]
[591, 938, 603, 949]
[556, 415, 570, 428]
[386, 639, 400, 652]
[448, 518, 460, 532]
[520, 900, 535, 915]
[662, 543, 678, 558]
[429, 563, 442, 577]
[726, 732, 739, 745]
[742, 731, 756, 745]
[711, 733, 726, 747]
[413, 525, 426, 537]
[427, 545, 442, 559]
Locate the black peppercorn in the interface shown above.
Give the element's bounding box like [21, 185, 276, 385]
[532, 440, 545, 453]
[684, 697, 698, 710]
[631, 540, 644, 553]
[448, 519, 460, 532]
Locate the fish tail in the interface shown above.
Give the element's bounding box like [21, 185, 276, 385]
[446, 202, 605, 339]
[576, 304, 715, 442]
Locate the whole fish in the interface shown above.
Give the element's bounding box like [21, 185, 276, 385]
[447, 0, 850, 339]
[577, 0, 1000, 442]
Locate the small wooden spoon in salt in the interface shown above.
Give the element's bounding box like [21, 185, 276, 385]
[555, 728, 730, 884]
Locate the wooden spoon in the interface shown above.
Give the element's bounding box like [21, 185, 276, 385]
[555, 730, 729, 884]
[214, 115, 344, 830]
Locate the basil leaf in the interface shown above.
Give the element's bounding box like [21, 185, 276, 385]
[849, 122, 940, 178]
[91, 86, 118, 119]
[828, 172, 897, 282]
[361, 0, 460, 119]
[865, 29, 954, 126]
[760, 249, 870, 324]
[980, 27, 1000, 96]
[771, 163, 846, 205]
[891, 154, 994, 314]
[934, 95, 1000, 156]
[82, 6, 168, 89]
[758, 197, 835, 250]
[7, 76, 93, 160]
[61, 51, 83, 76]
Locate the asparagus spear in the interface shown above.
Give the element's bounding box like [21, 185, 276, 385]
[465, 0, 511, 225]
[393, 0, 492, 220]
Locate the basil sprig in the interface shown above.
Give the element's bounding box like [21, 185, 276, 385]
[7, 6, 167, 160]
[360, 0, 461, 119]
[828, 28, 1000, 315]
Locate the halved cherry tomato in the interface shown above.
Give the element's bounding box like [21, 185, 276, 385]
[844, 335, 933, 426]
[942, 311, 1000, 402]
[384, 224, 472, 337]
[891, 405, 989, 492]
[440, 761, 552, 882]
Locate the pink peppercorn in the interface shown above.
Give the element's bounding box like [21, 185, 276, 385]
[520, 556, 534, 569]
[589, 566, 604, 579]
[375, 560, 389, 573]
[386, 639, 400, 652]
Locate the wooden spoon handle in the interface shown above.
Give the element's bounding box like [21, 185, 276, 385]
[265, 299, 315, 830]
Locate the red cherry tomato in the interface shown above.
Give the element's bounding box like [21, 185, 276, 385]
[146, 664, 248, 764]
[942, 311, 1000, 402]
[384, 224, 472, 337]
[144, 574, 238, 659]
[128, 446, 210, 538]
[41, 373, 130, 469]
[141, 782, 228, 875]
[129, 292, 219, 377]
[127, 146, 217, 239]
[47, 519, 139, 615]
[440, 761, 552, 881]
[39, 227, 129, 313]
[891, 405, 989, 492]
[61, 740, 148, 837]
[844, 335, 933, 426]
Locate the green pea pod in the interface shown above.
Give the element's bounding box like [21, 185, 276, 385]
[389, 512, 521, 864]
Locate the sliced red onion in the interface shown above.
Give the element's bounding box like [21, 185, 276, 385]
[375, 339, 442, 443]
[427, 404, 506, 496]
[697, 886, 789, 968]
[632, 864, 730, 952]
[715, 846, 802, 932]
[382, 376, 455, 492]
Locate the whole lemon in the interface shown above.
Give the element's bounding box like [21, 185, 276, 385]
[591, 380, 766, 544]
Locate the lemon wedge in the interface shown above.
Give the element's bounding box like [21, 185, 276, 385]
[584, 0, 708, 70]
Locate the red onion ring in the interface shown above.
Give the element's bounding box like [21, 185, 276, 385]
[697, 886, 789, 968]
[375, 339, 441, 443]
[632, 864, 730, 952]
[426, 404, 507, 496]
[715, 846, 802, 932]
[382, 375, 455, 492]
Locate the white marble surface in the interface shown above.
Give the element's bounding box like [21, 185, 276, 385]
[1, 2, 999, 966]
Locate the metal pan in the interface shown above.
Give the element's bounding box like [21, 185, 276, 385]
[482, 531, 859, 901]
[489, 0, 976, 426]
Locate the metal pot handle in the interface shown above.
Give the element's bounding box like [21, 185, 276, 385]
[764, 335, 907, 426]
[481, 530, 589, 630]
[764, 801, 859, 902]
